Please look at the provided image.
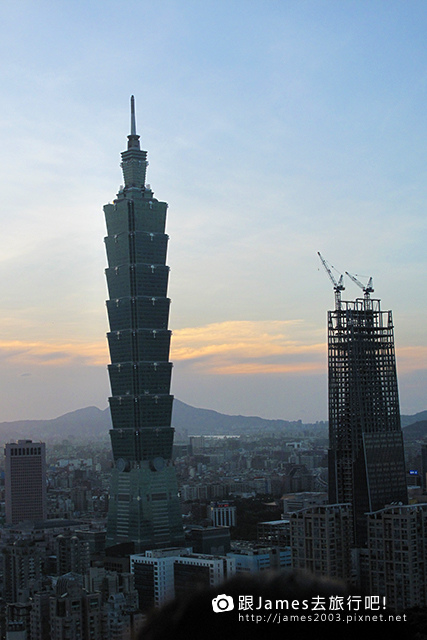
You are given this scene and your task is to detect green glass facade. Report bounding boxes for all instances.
[104,97,184,551]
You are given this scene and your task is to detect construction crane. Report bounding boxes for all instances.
[317,252,345,310]
[345,271,374,302]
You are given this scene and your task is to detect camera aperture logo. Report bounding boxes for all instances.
[212,594,234,613]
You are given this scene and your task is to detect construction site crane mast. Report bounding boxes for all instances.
[318,252,345,310]
[345,271,374,303]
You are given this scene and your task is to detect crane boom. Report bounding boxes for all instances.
[345,271,374,301]
[318,252,345,310]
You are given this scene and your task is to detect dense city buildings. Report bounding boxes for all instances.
[103,97,184,552]
[327,294,408,546]
[130,543,292,612]
[4,441,47,526]
[0,402,424,628]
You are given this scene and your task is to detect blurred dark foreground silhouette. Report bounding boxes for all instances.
[137,569,409,639]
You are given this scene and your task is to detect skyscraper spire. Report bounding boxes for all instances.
[127,94,140,150]
[130,95,137,135]
[120,96,146,189]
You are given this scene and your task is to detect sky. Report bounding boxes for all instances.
[0,0,426,423]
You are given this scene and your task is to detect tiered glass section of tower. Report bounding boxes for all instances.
[103,98,183,550]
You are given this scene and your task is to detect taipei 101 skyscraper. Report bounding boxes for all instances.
[103,97,184,552]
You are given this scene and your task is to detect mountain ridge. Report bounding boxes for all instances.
[0,401,425,443]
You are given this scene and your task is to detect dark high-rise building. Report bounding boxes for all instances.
[49,576,103,640]
[367,503,427,610]
[4,440,47,525]
[3,538,44,603]
[103,97,184,552]
[290,503,353,582]
[327,294,408,546]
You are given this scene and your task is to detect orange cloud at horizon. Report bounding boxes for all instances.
[0,339,108,367]
[0,321,326,375]
[171,320,326,375]
[0,323,424,381]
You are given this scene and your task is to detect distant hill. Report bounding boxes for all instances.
[171,400,321,437]
[401,411,427,427]
[0,400,324,444]
[402,420,427,441]
[0,401,424,444]
[0,406,111,444]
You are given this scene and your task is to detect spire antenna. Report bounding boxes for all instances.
[127,95,140,150]
[130,95,137,135]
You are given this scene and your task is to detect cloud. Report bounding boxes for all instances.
[0,339,107,368]
[0,326,423,384]
[171,321,427,379]
[0,322,326,377]
[170,320,326,376]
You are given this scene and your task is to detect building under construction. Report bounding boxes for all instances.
[319,255,408,547]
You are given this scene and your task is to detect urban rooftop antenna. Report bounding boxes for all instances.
[318,252,345,310]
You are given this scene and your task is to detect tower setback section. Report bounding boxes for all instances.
[104,97,184,552]
[327,296,408,547]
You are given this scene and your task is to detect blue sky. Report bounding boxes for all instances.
[0,0,426,422]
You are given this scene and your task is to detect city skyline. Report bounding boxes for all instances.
[0,1,427,422]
